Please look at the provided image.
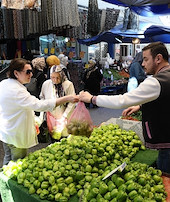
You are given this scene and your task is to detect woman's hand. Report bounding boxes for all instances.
[79,91,93,103]
[56,95,79,107]
[122,105,140,116]
[66,95,79,103]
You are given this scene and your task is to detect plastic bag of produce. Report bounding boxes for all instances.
[46,112,67,140]
[66,102,93,137]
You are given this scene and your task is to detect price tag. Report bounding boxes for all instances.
[50,48,55,54]
[80,51,85,58]
[102,162,126,180]
[44,48,48,54]
[69,51,74,58]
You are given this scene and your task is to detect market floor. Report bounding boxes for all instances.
[0,107,123,168]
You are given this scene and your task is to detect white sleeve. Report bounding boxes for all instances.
[96,76,161,109]
[16,88,56,112]
[39,82,45,100]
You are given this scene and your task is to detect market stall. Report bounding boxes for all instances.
[0,119,169,202]
[101,68,129,95]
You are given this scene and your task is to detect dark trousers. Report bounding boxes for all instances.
[157,149,170,174]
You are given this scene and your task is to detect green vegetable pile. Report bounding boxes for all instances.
[2,124,167,201]
[81,161,166,202]
[103,69,123,80]
[131,110,142,121]
[121,111,142,122]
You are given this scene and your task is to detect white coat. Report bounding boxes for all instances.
[0,78,56,148]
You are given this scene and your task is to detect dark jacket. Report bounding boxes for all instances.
[83,66,103,95]
[25,69,46,98]
[142,68,170,149]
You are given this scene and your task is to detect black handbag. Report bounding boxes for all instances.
[38,121,50,143]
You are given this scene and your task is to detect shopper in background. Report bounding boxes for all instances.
[117,56,123,71]
[40,65,76,140]
[80,42,170,174]
[22,49,34,61]
[129,51,146,85]
[25,57,47,99]
[58,53,70,80]
[0,58,79,165]
[82,59,103,108]
[46,55,60,79]
[122,55,133,73]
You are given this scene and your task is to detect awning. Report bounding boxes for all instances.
[102,0,170,16]
[144,25,170,43]
[78,22,151,45]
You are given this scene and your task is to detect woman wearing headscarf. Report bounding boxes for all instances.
[40,65,76,140]
[58,53,70,80]
[45,55,60,79]
[83,59,103,107]
[25,57,47,99]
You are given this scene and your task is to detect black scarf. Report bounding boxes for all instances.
[54,83,64,98]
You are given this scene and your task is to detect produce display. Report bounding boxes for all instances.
[102,69,128,88]
[2,124,167,201]
[81,162,166,202]
[121,111,142,122]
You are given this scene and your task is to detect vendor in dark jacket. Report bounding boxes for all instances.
[80,42,170,174]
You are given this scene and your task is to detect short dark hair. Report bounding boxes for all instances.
[142,42,169,62]
[7,58,31,79]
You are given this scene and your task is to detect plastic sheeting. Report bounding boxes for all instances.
[144,25,170,43]
[78,24,170,45]
[78,22,150,45]
[102,0,170,16]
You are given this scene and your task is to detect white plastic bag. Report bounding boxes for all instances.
[127,77,138,92]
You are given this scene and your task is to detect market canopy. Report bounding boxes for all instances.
[78,22,151,46]
[144,25,170,43]
[102,0,170,16]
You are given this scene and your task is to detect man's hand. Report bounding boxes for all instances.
[66,95,79,103]
[79,91,93,103]
[122,105,140,116]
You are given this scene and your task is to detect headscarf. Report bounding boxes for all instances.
[46,55,60,67]
[58,54,68,67]
[88,59,96,66]
[32,57,46,71]
[86,59,97,79]
[50,65,68,97]
[126,55,133,62]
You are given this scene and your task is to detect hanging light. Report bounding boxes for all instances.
[132,38,140,44]
[64,37,69,42]
[115,36,122,43]
[115,37,122,43]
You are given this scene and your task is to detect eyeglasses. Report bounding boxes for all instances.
[21,69,33,75]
